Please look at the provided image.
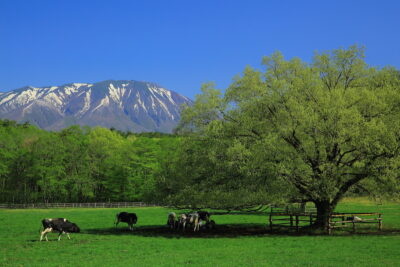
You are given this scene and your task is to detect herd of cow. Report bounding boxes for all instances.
[39,211,215,241]
[167,211,215,232]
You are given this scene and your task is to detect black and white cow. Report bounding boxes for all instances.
[197,211,211,223]
[167,212,178,229]
[178,213,188,230]
[179,213,200,232]
[188,213,200,232]
[40,218,80,241]
[115,212,138,230]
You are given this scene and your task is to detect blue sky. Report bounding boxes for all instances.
[1,0,399,99]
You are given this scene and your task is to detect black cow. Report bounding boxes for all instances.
[197,211,211,222]
[115,212,138,230]
[40,218,80,241]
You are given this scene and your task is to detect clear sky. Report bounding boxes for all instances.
[1,0,399,99]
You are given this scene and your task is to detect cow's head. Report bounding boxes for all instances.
[179,214,187,223]
[70,223,80,233]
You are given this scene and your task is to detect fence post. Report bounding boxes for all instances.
[327,216,331,235]
[378,213,382,231]
[269,212,273,231]
[295,215,299,232]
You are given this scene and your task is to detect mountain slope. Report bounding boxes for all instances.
[0,80,192,132]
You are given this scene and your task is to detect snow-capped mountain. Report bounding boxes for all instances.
[0,80,192,132]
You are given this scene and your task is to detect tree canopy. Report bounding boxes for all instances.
[161,46,400,226]
[0,121,180,203]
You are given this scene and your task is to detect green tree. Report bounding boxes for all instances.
[175,46,400,226]
[58,126,94,202]
[29,133,66,202]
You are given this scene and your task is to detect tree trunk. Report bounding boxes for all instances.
[313,200,334,229]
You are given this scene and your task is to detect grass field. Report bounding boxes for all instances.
[1,198,399,267]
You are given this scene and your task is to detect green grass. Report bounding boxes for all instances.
[1,199,399,266]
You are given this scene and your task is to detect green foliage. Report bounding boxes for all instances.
[166,46,400,221]
[0,120,180,203]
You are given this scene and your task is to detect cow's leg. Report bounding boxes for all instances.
[44,228,52,241]
[45,228,51,242]
[194,218,200,232]
[66,232,71,240]
[40,228,52,241]
[58,231,64,241]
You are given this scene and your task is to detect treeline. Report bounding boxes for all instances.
[0,120,180,203]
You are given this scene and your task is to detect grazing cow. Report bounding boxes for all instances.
[178,213,188,230]
[197,211,211,222]
[40,218,80,241]
[181,213,200,232]
[167,212,178,229]
[115,212,138,230]
[188,213,200,232]
[178,213,202,232]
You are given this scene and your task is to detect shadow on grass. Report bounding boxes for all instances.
[83,224,400,239]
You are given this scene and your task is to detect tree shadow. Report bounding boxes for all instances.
[83,224,400,239]
[211,211,270,217]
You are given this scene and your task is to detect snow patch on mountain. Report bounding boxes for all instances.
[77,89,92,117]
[92,95,110,112]
[0,93,17,105]
[0,80,192,132]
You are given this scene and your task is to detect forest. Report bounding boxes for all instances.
[0,119,180,203]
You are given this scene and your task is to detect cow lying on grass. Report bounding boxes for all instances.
[347,215,363,222]
[115,212,138,230]
[40,218,80,241]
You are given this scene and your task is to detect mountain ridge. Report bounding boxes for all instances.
[0,80,192,133]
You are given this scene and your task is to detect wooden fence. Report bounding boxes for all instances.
[268,204,317,231]
[327,212,382,234]
[268,207,383,234]
[0,202,158,209]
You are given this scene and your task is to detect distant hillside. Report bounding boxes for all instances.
[0,80,192,132]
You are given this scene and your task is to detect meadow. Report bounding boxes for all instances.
[1,198,399,267]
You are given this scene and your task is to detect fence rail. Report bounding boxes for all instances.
[327,212,382,234]
[0,202,159,209]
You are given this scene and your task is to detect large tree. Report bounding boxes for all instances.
[172,46,400,226]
